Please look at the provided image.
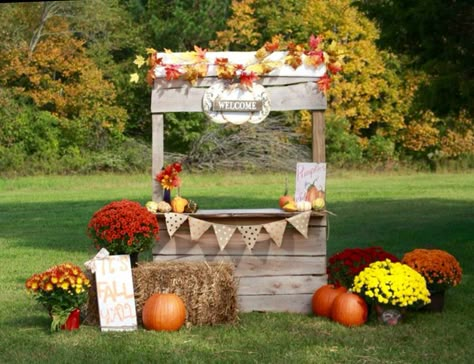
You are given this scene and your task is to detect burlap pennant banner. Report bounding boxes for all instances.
[286,211,311,238]
[165,213,189,237]
[163,212,312,248]
[213,223,237,251]
[188,216,212,241]
[263,219,287,248]
[238,225,262,250]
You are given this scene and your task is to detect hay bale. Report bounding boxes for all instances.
[84,261,238,327]
[134,261,239,326]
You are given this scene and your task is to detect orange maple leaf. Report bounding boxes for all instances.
[165,65,183,81]
[146,68,156,86]
[308,34,324,50]
[239,71,258,88]
[214,57,229,66]
[264,36,280,52]
[317,74,331,93]
[285,54,302,69]
[304,50,325,67]
[327,61,342,74]
[215,58,237,79]
[194,45,207,61]
[148,53,162,68]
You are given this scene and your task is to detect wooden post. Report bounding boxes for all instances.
[152,113,164,201]
[311,111,326,163]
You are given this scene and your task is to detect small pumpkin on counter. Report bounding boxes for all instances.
[184,199,199,213]
[171,195,188,213]
[312,197,325,211]
[282,200,297,212]
[156,201,172,213]
[278,177,294,208]
[296,200,312,212]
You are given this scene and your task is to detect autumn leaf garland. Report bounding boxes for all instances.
[130,34,343,92]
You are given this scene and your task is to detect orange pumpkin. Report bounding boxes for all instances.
[279,195,294,209]
[312,284,347,318]
[330,292,368,327]
[279,177,294,208]
[142,293,186,331]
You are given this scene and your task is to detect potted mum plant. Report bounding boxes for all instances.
[352,259,431,325]
[25,263,91,331]
[87,200,159,266]
[327,246,399,289]
[402,249,462,312]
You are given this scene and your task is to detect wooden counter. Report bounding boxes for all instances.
[153,208,328,313]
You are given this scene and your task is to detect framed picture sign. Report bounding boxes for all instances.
[295,162,326,203]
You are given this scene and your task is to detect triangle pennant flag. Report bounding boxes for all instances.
[286,211,311,238]
[212,223,236,251]
[188,216,212,241]
[238,225,262,250]
[263,219,287,247]
[165,213,189,237]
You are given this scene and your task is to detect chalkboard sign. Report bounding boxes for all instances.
[95,255,138,331]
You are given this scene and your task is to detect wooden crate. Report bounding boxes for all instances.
[153,208,327,314]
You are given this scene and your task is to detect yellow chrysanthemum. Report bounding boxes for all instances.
[352,259,431,307]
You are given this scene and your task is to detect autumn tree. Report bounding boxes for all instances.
[213,0,408,163]
[213,0,474,166]
[0,2,126,150]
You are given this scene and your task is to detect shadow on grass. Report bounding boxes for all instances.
[1,197,473,272]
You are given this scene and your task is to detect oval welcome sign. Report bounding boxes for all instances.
[202,81,271,124]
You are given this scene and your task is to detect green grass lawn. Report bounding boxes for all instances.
[1,172,473,363]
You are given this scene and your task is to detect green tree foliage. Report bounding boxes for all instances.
[127,0,231,50]
[354,0,474,118]
[124,0,233,147]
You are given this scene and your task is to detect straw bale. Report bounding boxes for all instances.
[84,261,238,327]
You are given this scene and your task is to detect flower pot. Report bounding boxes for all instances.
[423,290,445,312]
[130,252,139,268]
[374,304,404,325]
[61,308,81,330]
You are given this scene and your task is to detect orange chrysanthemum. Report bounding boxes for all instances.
[402,249,462,292]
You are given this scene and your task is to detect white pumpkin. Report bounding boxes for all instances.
[156,201,172,213]
[296,200,312,212]
[145,201,159,213]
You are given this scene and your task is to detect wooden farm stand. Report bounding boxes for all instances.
[150,53,328,313]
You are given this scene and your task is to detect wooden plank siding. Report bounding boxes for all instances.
[153,210,327,313]
[151,79,326,113]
